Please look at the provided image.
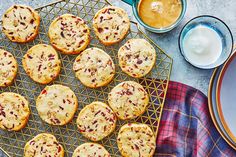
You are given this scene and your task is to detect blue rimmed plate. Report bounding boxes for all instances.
[216,51,236,144]
[208,65,236,149]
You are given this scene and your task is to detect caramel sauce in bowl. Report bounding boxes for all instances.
[138,0,182,28]
[132,0,186,33]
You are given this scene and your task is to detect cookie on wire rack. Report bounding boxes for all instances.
[22,44,61,84]
[36,84,78,126]
[2,5,40,43]
[48,14,90,54]
[117,123,156,157]
[72,142,110,157]
[0,49,18,87]
[93,6,130,45]
[73,47,115,88]
[108,81,149,120]
[0,92,30,131]
[76,101,117,141]
[118,38,156,78]
[24,133,64,157]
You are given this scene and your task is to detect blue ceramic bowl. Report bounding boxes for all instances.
[179,15,234,69]
[122,0,187,33]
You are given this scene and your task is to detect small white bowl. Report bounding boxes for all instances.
[179,15,234,69]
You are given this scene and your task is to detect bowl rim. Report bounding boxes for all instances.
[178,15,234,69]
[132,0,187,33]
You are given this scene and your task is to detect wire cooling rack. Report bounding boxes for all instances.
[0,0,173,156]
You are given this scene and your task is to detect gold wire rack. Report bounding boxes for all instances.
[0,0,173,156]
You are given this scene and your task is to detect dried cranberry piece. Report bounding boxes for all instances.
[104,126,107,131]
[60,32,65,38]
[48,54,55,61]
[3,52,7,56]
[79,40,85,45]
[0,111,6,117]
[48,54,54,58]
[38,64,42,71]
[92,120,97,125]
[137,59,143,64]
[30,19,34,24]
[67,99,72,104]
[58,146,61,153]
[97,28,103,33]
[20,22,26,26]
[48,57,55,61]
[41,89,47,94]
[91,78,96,82]
[26,7,33,13]
[125,54,131,59]
[29,140,35,145]
[59,106,64,110]
[95,110,101,116]
[27,54,33,59]
[108,8,115,11]
[54,118,60,124]
[107,8,115,14]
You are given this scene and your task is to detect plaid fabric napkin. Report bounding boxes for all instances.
[155,81,236,157]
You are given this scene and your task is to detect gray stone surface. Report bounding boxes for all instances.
[0,0,235,156]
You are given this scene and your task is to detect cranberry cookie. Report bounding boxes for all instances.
[2,5,40,43]
[0,49,18,87]
[117,123,156,157]
[73,47,115,88]
[48,14,90,54]
[76,101,116,141]
[22,44,61,84]
[36,84,78,125]
[72,143,110,157]
[118,39,156,78]
[24,133,64,157]
[93,6,130,45]
[0,92,30,131]
[108,81,149,120]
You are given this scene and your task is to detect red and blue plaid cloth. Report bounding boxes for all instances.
[155,81,236,157]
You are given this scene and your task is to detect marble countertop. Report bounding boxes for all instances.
[0,0,235,156]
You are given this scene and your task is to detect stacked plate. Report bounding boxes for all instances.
[208,47,236,149]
